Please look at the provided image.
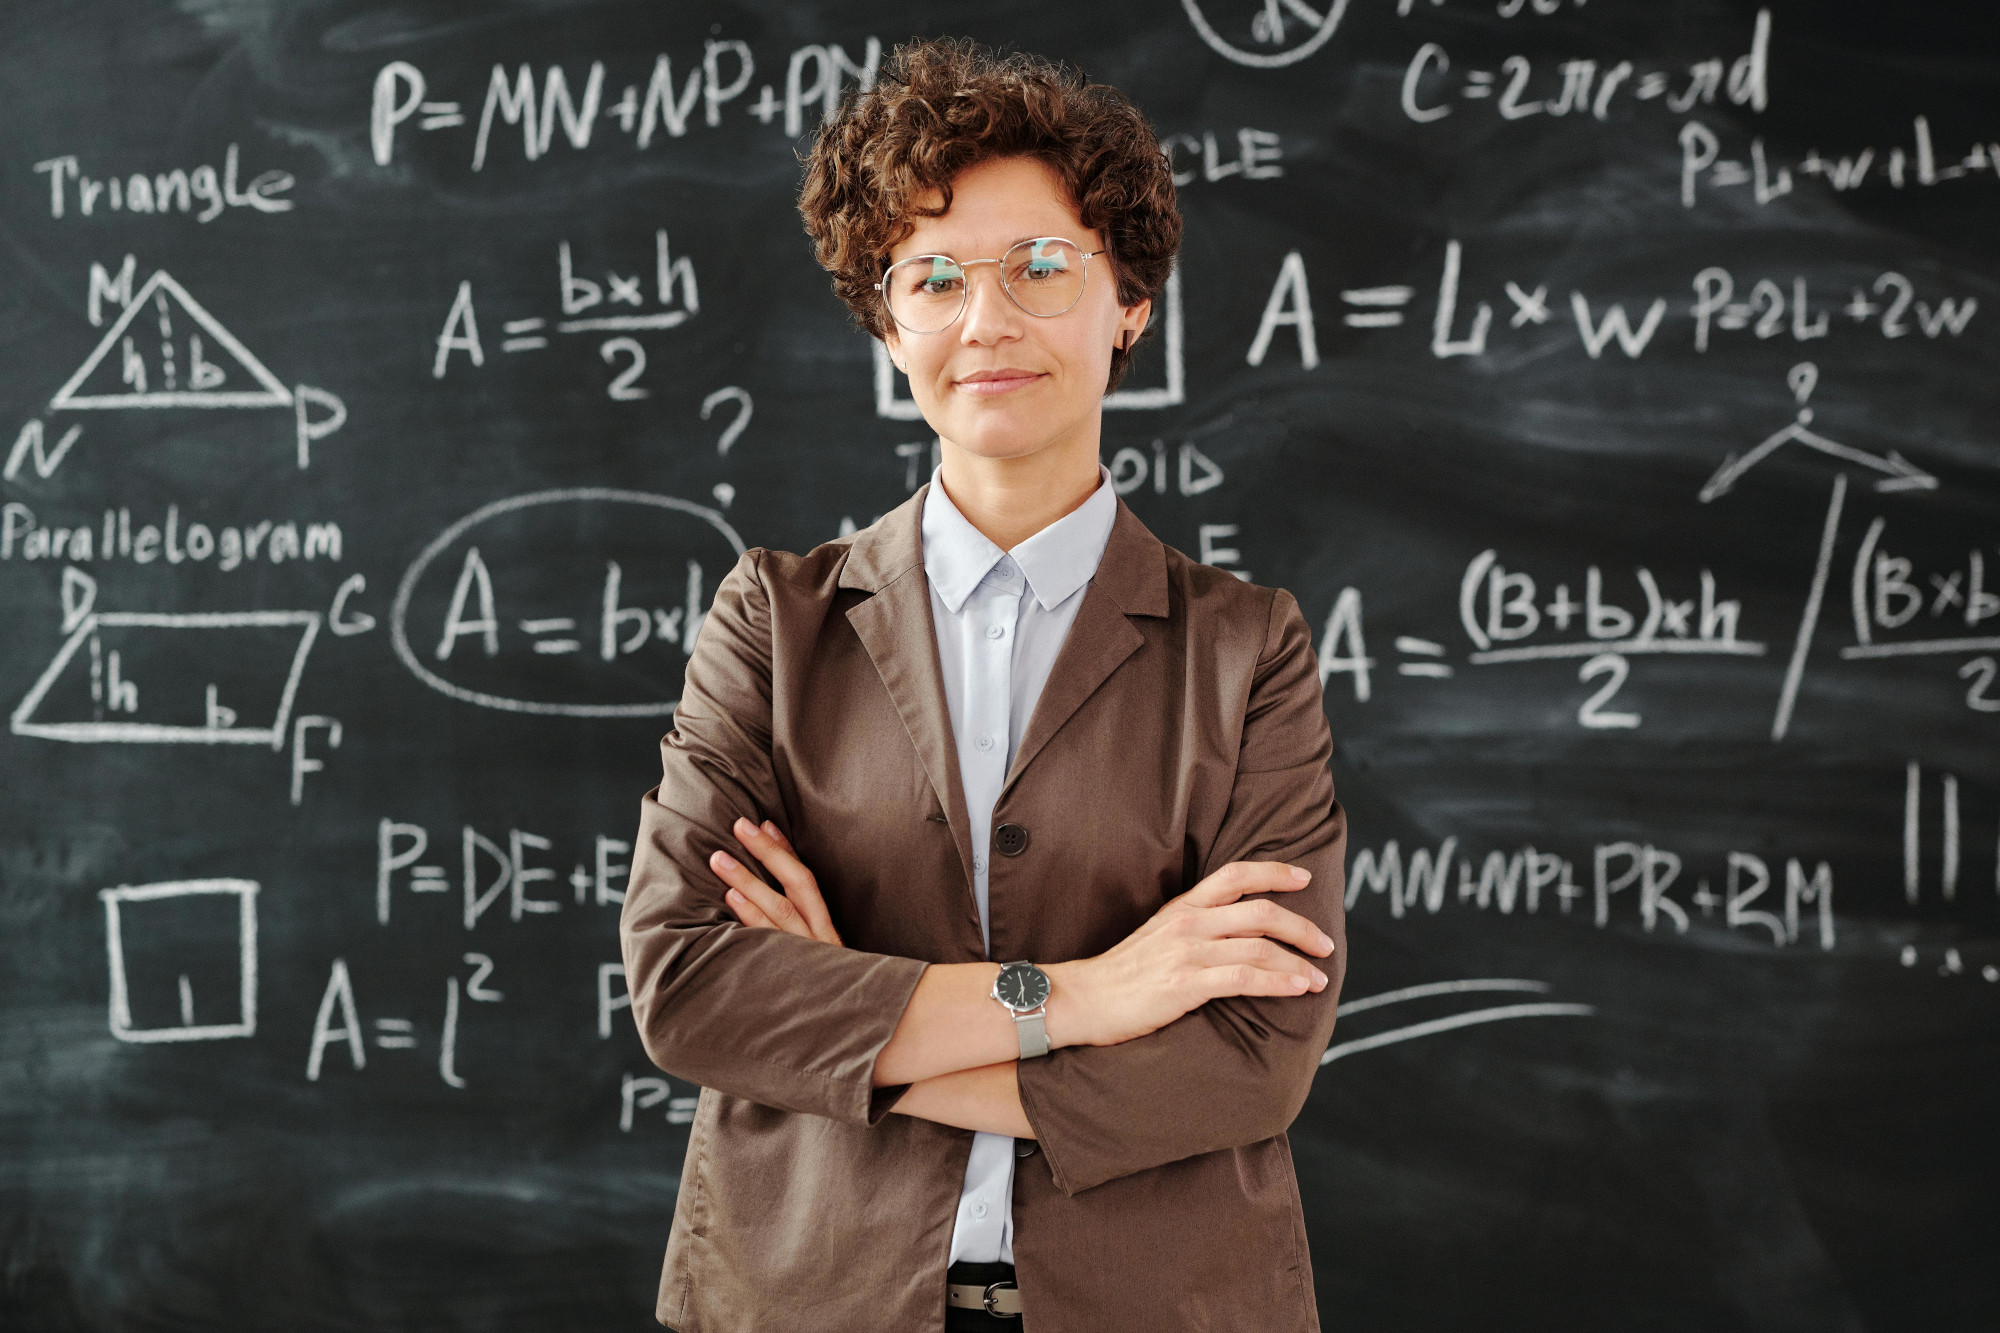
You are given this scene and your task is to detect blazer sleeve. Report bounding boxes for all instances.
[1014,586,1348,1196]
[619,547,931,1127]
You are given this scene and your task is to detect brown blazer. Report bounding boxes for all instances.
[619,482,1349,1332]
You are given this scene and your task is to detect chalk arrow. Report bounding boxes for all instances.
[1699,413,1938,502]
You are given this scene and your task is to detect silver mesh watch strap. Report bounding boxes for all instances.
[1013,1009,1049,1059]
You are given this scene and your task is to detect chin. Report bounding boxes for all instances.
[937,418,1054,462]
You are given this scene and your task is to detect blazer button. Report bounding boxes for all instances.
[1015,1139,1038,1159]
[993,823,1030,857]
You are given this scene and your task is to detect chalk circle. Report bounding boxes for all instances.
[390,488,746,717]
[1180,0,1351,69]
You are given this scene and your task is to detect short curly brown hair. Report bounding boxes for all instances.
[796,36,1182,393]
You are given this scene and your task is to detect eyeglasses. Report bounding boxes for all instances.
[874,236,1104,335]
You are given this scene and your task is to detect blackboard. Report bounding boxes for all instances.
[3,1,1996,1328]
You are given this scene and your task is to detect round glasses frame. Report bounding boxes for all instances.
[873,237,1106,335]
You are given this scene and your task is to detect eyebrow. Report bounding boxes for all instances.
[906,234,1076,257]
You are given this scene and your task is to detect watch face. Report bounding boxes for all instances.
[996,962,1050,1010]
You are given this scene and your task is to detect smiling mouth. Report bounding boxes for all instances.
[955,372,1045,395]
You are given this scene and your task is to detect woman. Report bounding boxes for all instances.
[619,37,1348,1333]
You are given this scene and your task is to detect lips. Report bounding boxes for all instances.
[954,370,1045,396]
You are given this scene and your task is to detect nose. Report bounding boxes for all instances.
[957,261,1022,346]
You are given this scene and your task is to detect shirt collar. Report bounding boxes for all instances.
[920,462,1118,614]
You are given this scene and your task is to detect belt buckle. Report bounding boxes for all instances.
[982,1279,1020,1318]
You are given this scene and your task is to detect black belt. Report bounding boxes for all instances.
[946,1258,1021,1319]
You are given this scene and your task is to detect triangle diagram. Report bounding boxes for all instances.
[50,270,293,411]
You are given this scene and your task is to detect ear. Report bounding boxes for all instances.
[880,328,904,371]
[1116,296,1153,352]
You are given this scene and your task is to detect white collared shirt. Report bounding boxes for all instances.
[919,461,1118,1266]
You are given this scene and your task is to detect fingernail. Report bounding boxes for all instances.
[762,820,779,837]
[712,850,740,871]
[1291,867,1310,883]
[1318,931,1335,953]
[734,817,757,837]
[725,888,742,903]
[1311,968,1327,987]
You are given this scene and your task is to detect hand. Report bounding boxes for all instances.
[1046,861,1335,1050]
[709,817,844,946]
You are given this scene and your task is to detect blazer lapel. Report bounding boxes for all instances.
[839,487,1172,884]
[841,488,978,895]
[999,497,1170,804]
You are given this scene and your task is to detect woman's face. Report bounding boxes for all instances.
[880,154,1151,466]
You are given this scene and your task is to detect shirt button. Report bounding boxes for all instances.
[971,1200,988,1219]
[1015,1140,1038,1159]
[985,624,1005,640]
[975,734,995,751]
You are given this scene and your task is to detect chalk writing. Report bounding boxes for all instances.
[1401,12,1769,125]
[370,39,883,170]
[99,879,259,1042]
[31,145,294,221]
[390,488,744,717]
[1179,0,1351,69]
[1319,978,1595,1066]
[432,230,698,399]
[375,816,630,929]
[1680,115,2000,206]
[1,505,343,568]
[1346,836,1836,949]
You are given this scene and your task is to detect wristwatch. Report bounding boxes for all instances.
[991,960,1052,1059]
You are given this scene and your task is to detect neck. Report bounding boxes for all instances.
[935,434,1103,551]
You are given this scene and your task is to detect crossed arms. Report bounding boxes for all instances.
[618,549,1348,1196]
[711,817,1335,1141]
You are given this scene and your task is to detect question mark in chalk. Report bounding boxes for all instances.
[700,386,753,509]
[1787,362,1818,424]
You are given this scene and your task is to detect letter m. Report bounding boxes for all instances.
[1346,842,1406,919]
[89,254,136,327]
[304,523,343,561]
[473,64,539,170]
[1785,859,1834,950]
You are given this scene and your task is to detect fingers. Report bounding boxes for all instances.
[1198,937,1329,992]
[709,849,809,937]
[721,878,779,930]
[1202,897,1337,959]
[1183,860,1312,908]
[731,818,815,898]
[730,817,841,945]
[1195,961,1329,999]
[710,818,845,947]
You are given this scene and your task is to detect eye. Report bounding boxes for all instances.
[900,257,963,297]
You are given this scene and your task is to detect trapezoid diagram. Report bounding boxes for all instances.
[11,611,321,746]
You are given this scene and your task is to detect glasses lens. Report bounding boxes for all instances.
[1003,238,1087,316]
[883,255,965,334]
